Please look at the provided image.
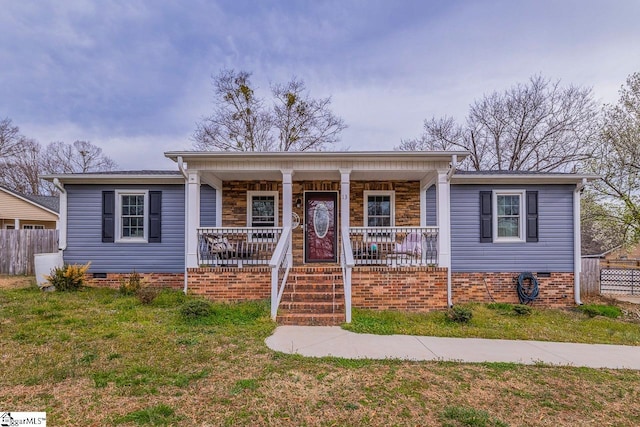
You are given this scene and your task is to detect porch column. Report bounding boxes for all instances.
[281,170,293,263]
[186,171,200,268]
[436,169,452,306]
[339,169,351,230]
[14,218,20,229]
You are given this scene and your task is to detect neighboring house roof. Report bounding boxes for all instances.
[0,185,59,215]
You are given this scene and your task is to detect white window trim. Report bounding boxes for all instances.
[363,190,395,241]
[363,190,395,227]
[492,190,526,243]
[247,191,279,242]
[115,190,149,243]
[22,224,46,230]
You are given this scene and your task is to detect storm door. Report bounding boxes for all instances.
[304,192,338,263]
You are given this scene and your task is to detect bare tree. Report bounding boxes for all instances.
[272,78,346,151]
[587,72,640,244]
[0,117,27,159]
[42,140,117,174]
[0,138,44,194]
[398,75,599,172]
[193,69,346,152]
[194,69,274,151]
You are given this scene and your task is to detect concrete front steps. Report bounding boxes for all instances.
[276,266,345,326]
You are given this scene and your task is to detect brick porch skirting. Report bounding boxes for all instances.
[187,267,271,302]
[451,272,575,308]
[84,272,184,290]
[351,266,449,311]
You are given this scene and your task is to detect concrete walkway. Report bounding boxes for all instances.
[265,326,640,370]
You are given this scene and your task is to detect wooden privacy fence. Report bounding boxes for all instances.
[0,229,59,275]
[580,258,601,296]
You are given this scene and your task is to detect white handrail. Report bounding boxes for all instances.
[269,226,292,320]
[341,227,354,323]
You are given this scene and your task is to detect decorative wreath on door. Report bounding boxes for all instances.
[292,212,301,229]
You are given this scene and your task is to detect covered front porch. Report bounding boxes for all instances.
[166,151,465,323]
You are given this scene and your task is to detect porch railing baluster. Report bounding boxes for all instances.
[348,226,439,267]
[197,227,283,267]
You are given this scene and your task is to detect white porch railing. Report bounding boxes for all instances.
[198,227,283,267]
[340,227,355,323]
[269,226,292,320]
[348,226,439,266]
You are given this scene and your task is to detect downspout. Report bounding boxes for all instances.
[573,178,587,305]
[52,178,67,251]
[447,155,458,181]
[178,157,189,294]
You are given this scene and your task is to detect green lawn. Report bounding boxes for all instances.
[343,302,640,345]
[1,281,640,426]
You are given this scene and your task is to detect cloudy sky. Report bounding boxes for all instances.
[1,0,639,170]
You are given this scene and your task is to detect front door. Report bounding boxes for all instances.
[304,192,338,263]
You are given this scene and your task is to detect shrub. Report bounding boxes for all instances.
[120,271,143,296]
[180,300,212,319]
[136,287,159,305]
[513,304,532,316]
[579,304,621,319]
[45,263,91,291]
[446,306,473,323]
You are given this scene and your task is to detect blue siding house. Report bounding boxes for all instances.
[43,151,596,324]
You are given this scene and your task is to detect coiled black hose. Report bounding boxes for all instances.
[517,272,539,304]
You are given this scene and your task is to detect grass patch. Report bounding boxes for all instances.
[344,304,640,345]
[113,404,182,425]
[440,406,508,427]
[2,280,640,426]
[578,304,622,319]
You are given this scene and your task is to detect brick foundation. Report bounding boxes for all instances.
[187,267,271,302]
[84,272,184,290]
[83,268,576,311]
[352,266,448,311]
[451,272,575,308]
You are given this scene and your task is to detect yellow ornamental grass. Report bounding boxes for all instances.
[45,262,91,291]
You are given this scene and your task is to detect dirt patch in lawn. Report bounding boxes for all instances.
[0,275,35,289]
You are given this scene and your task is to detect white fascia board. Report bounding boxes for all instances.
[40,174,184,185]
[164,150,470,164]
[450,174,600,185]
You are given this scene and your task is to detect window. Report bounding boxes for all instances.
[364,191,394,227]
[493,190,526,242]
[22,224,45,230]
[102,190,161,244]
[116,190,148,242]
[247,191,278,240]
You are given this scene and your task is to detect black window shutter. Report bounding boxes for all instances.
[526,191,539,242]
[102,191,115,243]
[479,191,493,243]
[148,191,162,243]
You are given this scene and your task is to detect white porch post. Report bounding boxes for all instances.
[340,170,351,230]
[281,170,293,264]
[436,169,453,307]
[14,218,20,229]
[186,171,200,268]
[340,169,352,323]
